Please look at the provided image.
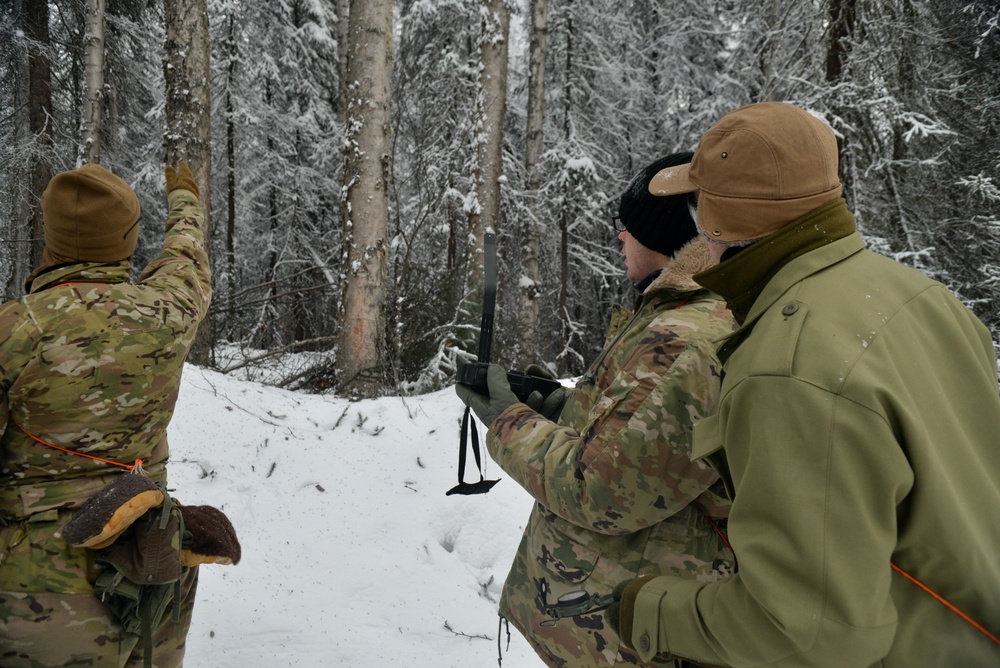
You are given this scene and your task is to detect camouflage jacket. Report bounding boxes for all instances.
[485,238,736,667]
[0,189,209,521]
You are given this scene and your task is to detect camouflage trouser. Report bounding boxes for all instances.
[0,509,199,667]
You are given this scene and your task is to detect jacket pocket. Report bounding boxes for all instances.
[529,510,600,585]
[640,503,732,582]
[579,370,643,472]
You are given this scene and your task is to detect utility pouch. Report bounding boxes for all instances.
[93,496,185,668]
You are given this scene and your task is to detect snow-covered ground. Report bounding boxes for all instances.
[168,365,545,667]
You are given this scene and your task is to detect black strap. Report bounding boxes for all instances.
[446,406,499,495]
[497,612,510,667]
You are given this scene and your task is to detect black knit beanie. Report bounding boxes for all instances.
[618,152,697,257]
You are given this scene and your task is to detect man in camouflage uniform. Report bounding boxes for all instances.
[0,161,210,667]
[457,153,735,667]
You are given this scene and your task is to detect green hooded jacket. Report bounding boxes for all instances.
[628,200,1000,667]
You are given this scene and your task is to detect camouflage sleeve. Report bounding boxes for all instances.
[136,188,211,321]
[487,339,722,535]
[0,301,32,455]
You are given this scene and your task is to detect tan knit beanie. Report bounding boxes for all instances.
[41,163,141,263]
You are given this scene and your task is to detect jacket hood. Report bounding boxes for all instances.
[644,236,715,295]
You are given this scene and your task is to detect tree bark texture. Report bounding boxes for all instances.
[80,0,107,165]
[826,0,856,82]
[225,13,237,308]
[336,0,350,127]
[164,0,213,364]
[519,0,548,363]
[470,0,510,258]
[557,1,573,374]
[26,0,53,273]
[336,0,393,396]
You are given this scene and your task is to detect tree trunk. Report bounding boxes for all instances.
[826,0,856,83]
[336,0,393,397]
[163,0,213,365]
[225,13,237,312]
[26,0,53,274]
[336,0,351,280]
[469,0,510,261]
[336,0,350,127]
[826,0,856,203]
[80,0,107,164]
[557,0,573,375]
[519,0,548,364]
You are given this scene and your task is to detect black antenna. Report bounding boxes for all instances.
[477,232,497,364]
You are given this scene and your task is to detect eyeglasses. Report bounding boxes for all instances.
[611,215,625,233]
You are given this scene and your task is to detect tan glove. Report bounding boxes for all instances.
[165,160,199,198]
[61,474,165,549]
[180,504,242,566]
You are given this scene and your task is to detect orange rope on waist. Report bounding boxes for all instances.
[9,415,142,472]
[891,562,1000,647]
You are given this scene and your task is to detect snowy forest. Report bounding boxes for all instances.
[2,0,998,397]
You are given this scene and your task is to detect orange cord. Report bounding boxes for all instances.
[891,562,1000,647]
[691,501,995,647]
[10,282,140,472]
[10,415,142,472]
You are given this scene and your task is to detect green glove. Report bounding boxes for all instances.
[165,160,199,198]
[605,574,655,648]
[525,386,568,421]
[523,363,568,421]
[524,363,556,381]
[455,363,519,427]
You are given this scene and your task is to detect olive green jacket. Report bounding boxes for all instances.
[629,202,1000,667]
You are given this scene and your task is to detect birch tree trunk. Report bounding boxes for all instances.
[336,0,393,396]
[26,0,53,274]
[80,0,107,164]
[469,0,510,268]
[164,0,213,364]
[224,13,237,308]
[519,0,548,363]
[336,0,350,127]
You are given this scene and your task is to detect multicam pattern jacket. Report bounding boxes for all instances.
[0,188,209,521]
[485,238,736,667]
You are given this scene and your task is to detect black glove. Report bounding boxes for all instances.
[165,160,199,198]
[605,574,655,648]
[455,363,519,427]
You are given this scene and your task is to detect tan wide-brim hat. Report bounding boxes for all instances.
[648,102,842,243]
[41,163,141,262]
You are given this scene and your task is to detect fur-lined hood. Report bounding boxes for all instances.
[642,236,715,295]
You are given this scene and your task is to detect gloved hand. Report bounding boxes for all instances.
[605,574,655,648]
[523,363,568,421]
[62,473,165,549]
[525,386,568,421]
[524,363,556,381]
[180,504,242,566]
[455,363,519,427]
[165,160,199,198]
